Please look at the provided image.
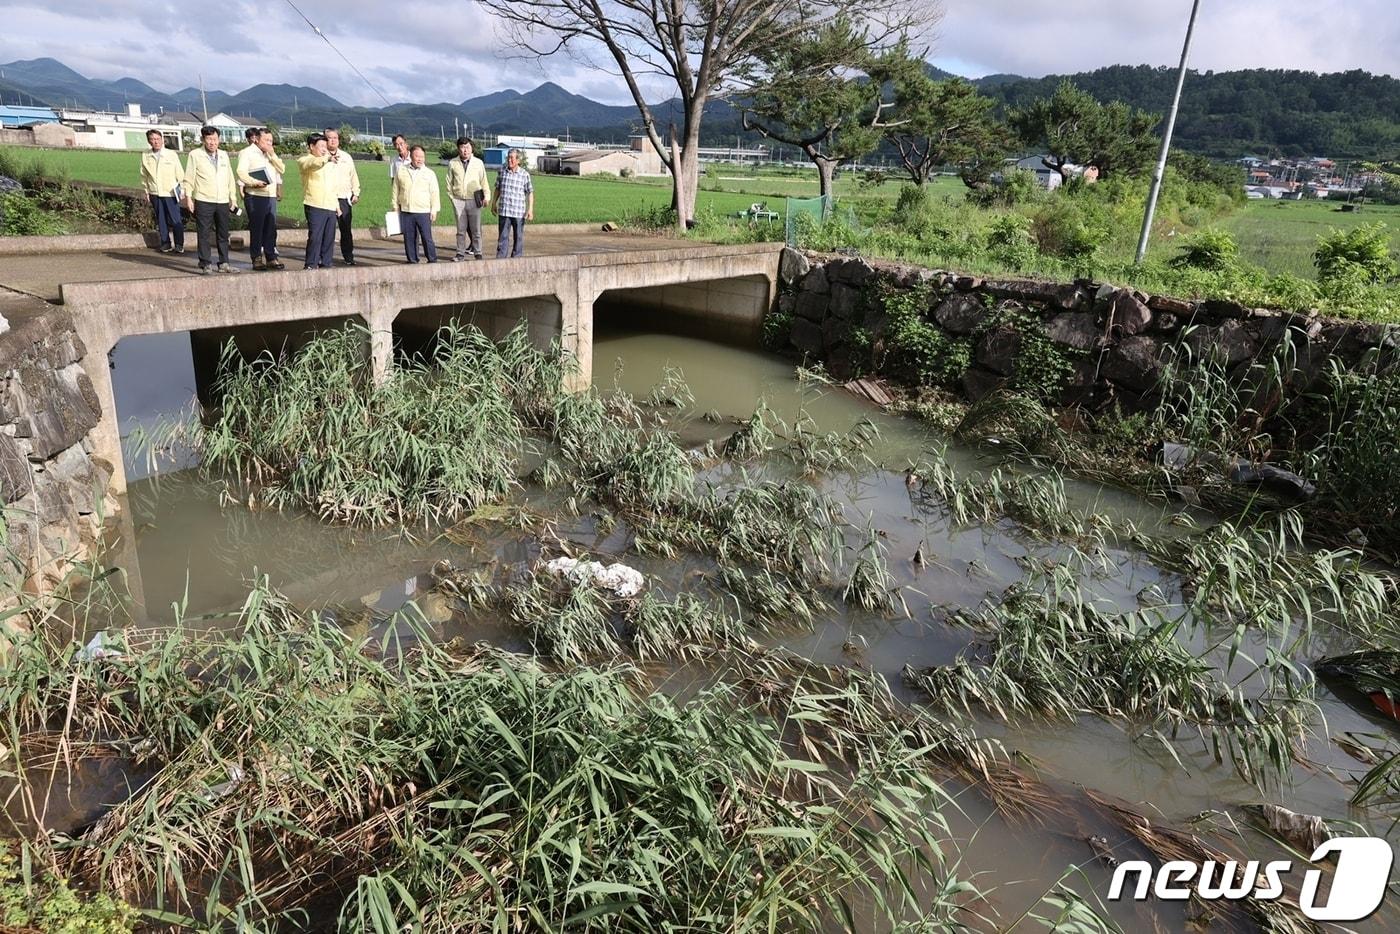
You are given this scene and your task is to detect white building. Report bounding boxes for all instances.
[494,134,560,150]
[59,104,262,151]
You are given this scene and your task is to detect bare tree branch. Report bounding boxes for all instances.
[475,0,941,219]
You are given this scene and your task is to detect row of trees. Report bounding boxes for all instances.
[742,39,1163,203]
[477,0,1161,222]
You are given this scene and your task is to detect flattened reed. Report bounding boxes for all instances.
[1,582,981,931]
[905,565,1317,790]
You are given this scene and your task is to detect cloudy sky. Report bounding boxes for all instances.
[0,0,1395,107]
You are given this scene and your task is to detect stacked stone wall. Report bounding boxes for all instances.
[1,307,113,605]
[773,248,1398,411]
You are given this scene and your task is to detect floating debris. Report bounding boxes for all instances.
[842,377,897,407]
[75,631,123,663]
[544,556,645,598]
[1245,803,1332,854]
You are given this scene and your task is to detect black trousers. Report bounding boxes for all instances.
[304,205,337,269]
[246,195,279,260]
[194,200,231,268]
[401,212,436,263]
[337,198,354,262]
[149,194,184,249]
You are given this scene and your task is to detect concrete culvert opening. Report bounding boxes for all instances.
[189,317,361,407]
[394,298,562,365]
[593,274,772,346]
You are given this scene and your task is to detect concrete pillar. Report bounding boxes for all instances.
[78,337,127,497]
[106,496,150,624]
[363,310,397,386]
[562,285,595,393]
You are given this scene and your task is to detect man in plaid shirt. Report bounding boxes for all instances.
[492,148,534,258]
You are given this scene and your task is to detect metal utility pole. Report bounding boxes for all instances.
[1134,0,1202,264]
[199,75,208,122]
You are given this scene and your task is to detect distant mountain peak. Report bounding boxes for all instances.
[2,57,86,79]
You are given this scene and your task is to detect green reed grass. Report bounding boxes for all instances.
[0,580,985,931]
[202,325,539,527]
[906,564,1317,789]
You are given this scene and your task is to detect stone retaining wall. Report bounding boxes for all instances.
[773,248,1399,411]
[1,305,113,605]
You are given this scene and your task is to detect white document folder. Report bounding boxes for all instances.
[383,211,402,237]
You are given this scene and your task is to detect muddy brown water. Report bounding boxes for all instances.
[49,325,1400,929]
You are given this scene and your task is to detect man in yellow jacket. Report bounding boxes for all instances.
[446,136,488,261]
[298,133,340,270]
[139,128,184,254]
[390,144,441,263]
[236,128,287,270]
[324,127,361,266]
[182,125,240,274]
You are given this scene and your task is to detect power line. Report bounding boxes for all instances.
[280,0,394,110]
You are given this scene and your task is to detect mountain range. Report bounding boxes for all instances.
[2,56,1398,157]
[0,57,719,143]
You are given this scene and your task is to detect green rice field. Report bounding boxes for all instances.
[0,145,884,227]
[1220,196,1400,276]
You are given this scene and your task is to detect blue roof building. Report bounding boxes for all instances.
[0,105,61,128]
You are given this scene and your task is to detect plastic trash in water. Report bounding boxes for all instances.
[545,556,645,598]
[75,631,124,663]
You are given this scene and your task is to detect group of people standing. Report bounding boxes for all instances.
[383,133,534,263]
[138,126,536,274]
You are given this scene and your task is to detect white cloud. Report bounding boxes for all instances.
[0,0,1393,109]
[928,0,1398,78]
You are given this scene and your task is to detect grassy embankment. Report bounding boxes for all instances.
[1221,196,1400,273]
[695,169,1400,322]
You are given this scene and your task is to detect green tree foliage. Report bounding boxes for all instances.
[741,22,916,199]
[1009,80,1160,181]
[1168,150,1246,205]
[882,74,1015,189]
[986,65,1400,160]
[1359,161,1400,205]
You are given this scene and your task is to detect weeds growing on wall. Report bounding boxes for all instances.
[977,305,1080,400]
[870,278,972,387]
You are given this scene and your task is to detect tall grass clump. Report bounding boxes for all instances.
[440,561,763,663]
[0,581,978,930]
[634,474,846,585]
[906,565,1317,789]
[539,388,694,514]
[1137,511,1399,642]
[202,324,543,526]
[1291,358,1400,542]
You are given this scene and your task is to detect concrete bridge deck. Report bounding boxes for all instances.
[0,228,697,303]
[1,229,784,497]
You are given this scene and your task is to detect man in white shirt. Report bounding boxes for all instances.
[236,128,287,270]
[388,133,410,180]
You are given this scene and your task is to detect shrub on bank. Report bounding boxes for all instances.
[0,191,66,235]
